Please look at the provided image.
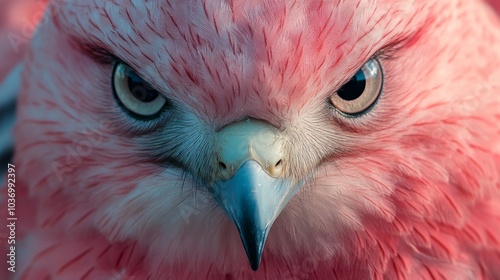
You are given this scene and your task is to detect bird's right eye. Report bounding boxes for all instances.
[112,62,167,119]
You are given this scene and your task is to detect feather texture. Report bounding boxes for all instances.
[1,0,500,279]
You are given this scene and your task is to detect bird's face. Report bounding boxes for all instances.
[16,0,495,273]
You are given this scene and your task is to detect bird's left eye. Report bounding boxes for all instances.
[112,62,167,118]
[330,59,383,115]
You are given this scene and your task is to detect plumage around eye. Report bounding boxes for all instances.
[112,62,167,118]
[330,59,383,115]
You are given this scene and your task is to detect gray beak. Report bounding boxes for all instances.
[212,160,296,270]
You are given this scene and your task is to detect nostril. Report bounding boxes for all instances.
[274,159,282,168]
[219,161,227,170]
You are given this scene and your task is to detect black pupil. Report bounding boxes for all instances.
[337,70,366,101]
[127,71,159,103]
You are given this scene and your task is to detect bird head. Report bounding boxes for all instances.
[14,0,500,274]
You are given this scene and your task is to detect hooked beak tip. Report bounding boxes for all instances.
[237,223,268,271]
[250,261,260,271]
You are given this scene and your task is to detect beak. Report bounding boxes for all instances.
[212,160,296,271]
[211,118,299,271]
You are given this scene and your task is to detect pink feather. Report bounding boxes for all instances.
[1,0,500,279]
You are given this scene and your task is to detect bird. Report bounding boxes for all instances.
[1,0,500,279]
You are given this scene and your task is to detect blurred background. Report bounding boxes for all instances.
[0,0,500,172]
[0,0,45,171]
